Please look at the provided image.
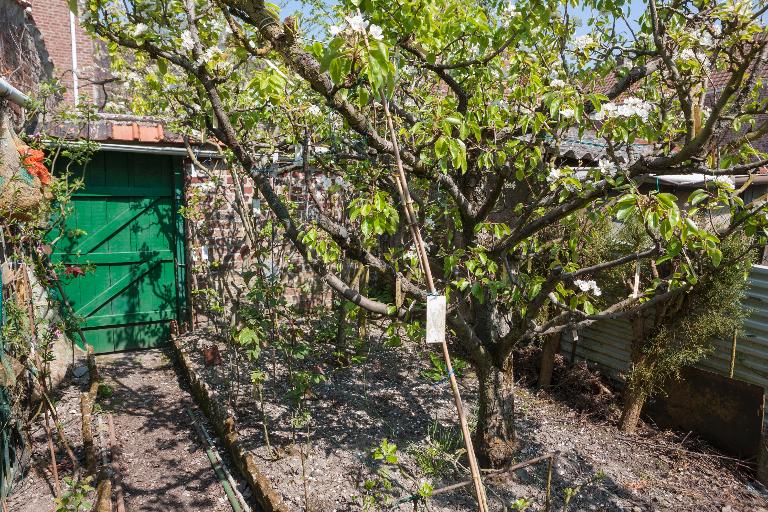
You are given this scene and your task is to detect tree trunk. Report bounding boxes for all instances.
[620,314,648,433]
[475,363,516,467]
[618,384,646,433]
[333,298,347,348]
[538,332,562,388]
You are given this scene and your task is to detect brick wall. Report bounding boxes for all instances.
[184,159,330,329]
[0,0,53,127]
[30,0,103,107]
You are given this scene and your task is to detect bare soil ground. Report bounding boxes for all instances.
[179,329,768,512]
[7,348,251,512]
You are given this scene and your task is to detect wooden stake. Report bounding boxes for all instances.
[545,453,556,512]
[81,393,97,475]
[730,329,737,379]
[382,98,489,512]
[107,414,126,512]
[44,408,61,497]
[95,416,112,512]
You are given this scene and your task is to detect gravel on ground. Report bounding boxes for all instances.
[178,329,768,512]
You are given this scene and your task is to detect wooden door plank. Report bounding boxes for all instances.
[83,309,176,328]
[67,197,161,255]
[75,256,161,318]
[51,250,172,265]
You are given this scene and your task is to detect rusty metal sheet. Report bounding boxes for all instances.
[645,367,765,459]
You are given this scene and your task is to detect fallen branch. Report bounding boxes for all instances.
[107,414,126,512]
[95,416,112,512]
[392,451,560,508]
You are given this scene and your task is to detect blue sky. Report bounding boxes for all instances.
[276,1,765,39]
[277,0,650,37]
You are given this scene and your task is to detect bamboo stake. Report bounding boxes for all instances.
[381,98,488,511]
[729,328,737,378]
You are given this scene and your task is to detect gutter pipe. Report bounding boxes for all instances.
[44,140,224,158]
[69,11,79,107]
[0,77,29,106]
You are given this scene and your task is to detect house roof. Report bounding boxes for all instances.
[45,114,182,144]
[547,128,654,164]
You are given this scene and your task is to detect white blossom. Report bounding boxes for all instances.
[560,108,576,119]
[192,181,216,192]
[424,218,436,229]
[180,30,195,51]
[329,25,343,37]
[547,167,562,183]
[677,48,706,63]
[345,14,368,33]
[307,105,322,116]
[707,175,734,189]
[197,46,220,66]
[598,159,618,177]
[600,97,652,121]
[318,176,333,190]
[133,23,148,37]
[574,279,602,296]
[572,35,594,51]
[503,2,519,17]
[369,24,384,40]
[334,176,351,190]
[550,78,567,88]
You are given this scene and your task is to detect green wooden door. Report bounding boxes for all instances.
[50,151,187,353]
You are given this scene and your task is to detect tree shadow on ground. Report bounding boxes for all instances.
[181,331,644,511]
[96,349,253,512]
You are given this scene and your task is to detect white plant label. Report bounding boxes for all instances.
[426,294,446,344]
[200,245,209,261]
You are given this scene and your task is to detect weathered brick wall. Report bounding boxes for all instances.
[0,0,54,127]
[30,0,105,107]
[184,159,331,328]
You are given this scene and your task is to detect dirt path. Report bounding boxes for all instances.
[7,348,251,512]
[97,349,241,512]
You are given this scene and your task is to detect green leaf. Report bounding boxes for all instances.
[688,189,709,206]
[708,247,723,267]
[656,192,677,208]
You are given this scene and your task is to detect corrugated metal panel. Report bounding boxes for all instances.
[564,265,768,392]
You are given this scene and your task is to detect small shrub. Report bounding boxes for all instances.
[408,421,463,478]
[96,383,113,400]
[55,476,94,512]
[421,353,467,382]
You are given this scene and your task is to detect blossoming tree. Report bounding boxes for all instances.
[81,0,768,465]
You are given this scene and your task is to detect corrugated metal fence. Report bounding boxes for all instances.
[562,264,768,391]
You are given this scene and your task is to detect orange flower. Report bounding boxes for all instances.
[18,145,52,186]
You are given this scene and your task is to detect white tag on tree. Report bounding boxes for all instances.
[426,295,446,344]
[200,246,209,261]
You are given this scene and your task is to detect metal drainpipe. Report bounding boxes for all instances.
[0,77,29,106]
[69,11,79,107]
